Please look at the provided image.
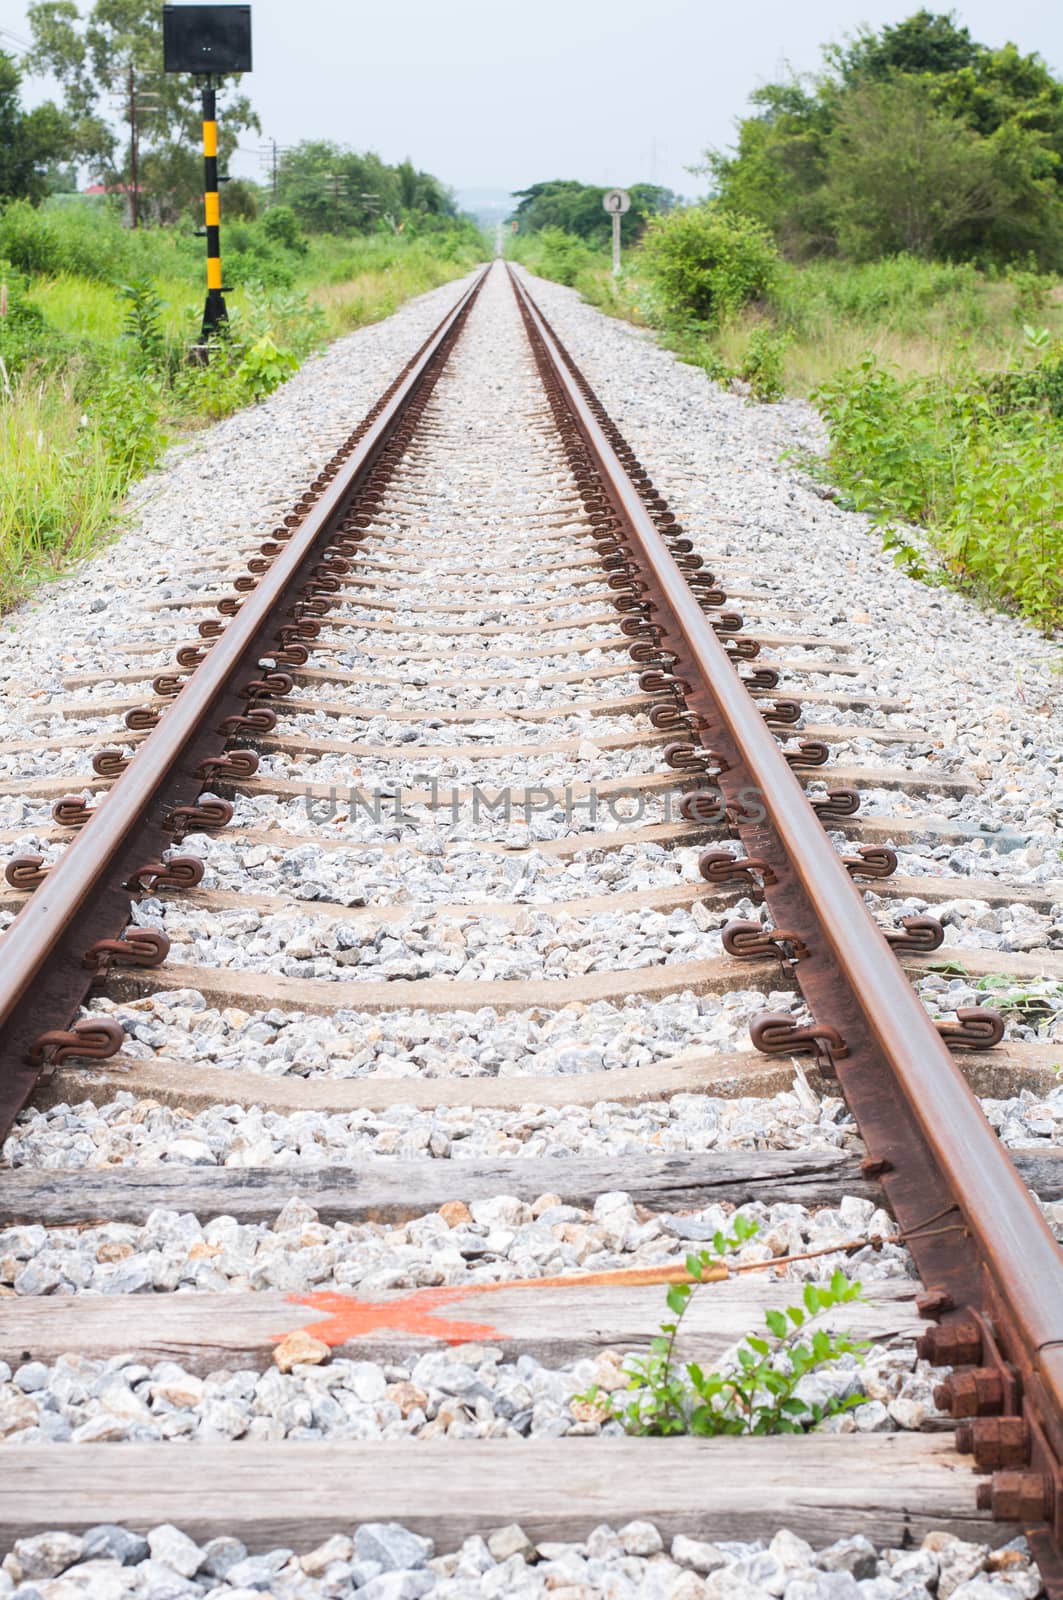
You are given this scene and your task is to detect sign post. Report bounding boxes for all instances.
[603,188,631,277]
[163,5,252,344]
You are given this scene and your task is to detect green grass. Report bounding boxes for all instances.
[0,367,134,601]
[0,203,484,613]
[511,236,1063,392]
[303,236,486,337]
[29,234,481,346]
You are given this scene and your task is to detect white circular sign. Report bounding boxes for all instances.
[603,188,631,215]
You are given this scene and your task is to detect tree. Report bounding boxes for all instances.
[701,79,834,257]
[0,49,70,203]
[510,180,675,246]
[276,142,401,234]
[27,0,259,221]
[271,143,464,236]
[830,9,979,83]
[823,78,997,258]
[702,10,1063,266]
[394,159,455,218]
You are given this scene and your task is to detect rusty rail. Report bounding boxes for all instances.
[1,251,1061,1576]
[508,263,1063,1584]
[0,267,487,1120]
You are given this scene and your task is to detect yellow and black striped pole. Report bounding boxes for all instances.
[200,77,227,339]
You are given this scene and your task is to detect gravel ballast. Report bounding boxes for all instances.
[0,1520,1041,1598]
[0,264,1060,1586]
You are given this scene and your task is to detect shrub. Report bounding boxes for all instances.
[225,249,296,290]
[0,199,118,281]
[261,205,308,255]
[739,326,788,401]
[771,255,981,335]
[526,227,601,288]
[0,291,68,382]
[639,205,779,324]
[984,342,1063,420]
[117,277,168,374]
[811,355,1063,630]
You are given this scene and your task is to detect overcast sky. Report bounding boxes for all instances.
[4,0,1063,197]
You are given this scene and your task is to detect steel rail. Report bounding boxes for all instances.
[0,267,487,1112]
[509,263,1063,1570]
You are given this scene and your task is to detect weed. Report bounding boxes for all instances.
[738,326,788,402]
[236,333,299,401]
[0,369,130,608]
[118,277,168,375]
[1008,264,1055,323]
[0,201,482,613]
[810,357,1063,630]
[880,527,932,582]
[575,1217,867,1437]
[974,975,1063,1027]
[509,219,1063,628]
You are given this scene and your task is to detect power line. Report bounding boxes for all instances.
[0,25,33,57]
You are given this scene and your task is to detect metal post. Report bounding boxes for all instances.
[603,189,630,277]
[200,76,227,340]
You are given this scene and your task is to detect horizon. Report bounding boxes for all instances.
[3,0,1062,200]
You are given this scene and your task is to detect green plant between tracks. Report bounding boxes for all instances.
[574,1217,868,1437]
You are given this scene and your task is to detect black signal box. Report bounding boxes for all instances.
[163,5,252,73]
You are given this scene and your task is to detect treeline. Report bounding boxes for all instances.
[4,0,465,238]
[707,8,1063,266]
[511,180,678,246]
[267,144,458,237]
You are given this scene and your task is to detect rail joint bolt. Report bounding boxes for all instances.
[976,1470,1049,1522]
[933,1368,1004,1418]
[915,1320,983,1367]
[956,1417,1030,1471]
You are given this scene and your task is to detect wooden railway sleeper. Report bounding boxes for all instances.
[510,267,1063,1587]
[0,266,487,1114]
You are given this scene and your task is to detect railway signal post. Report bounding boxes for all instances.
[162,4,252,343]
[603,187,630,276]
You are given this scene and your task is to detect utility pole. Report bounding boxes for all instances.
[321,173,348,231]
[115,65,158,228]
[128,63,139,229]
[258,140,290,208]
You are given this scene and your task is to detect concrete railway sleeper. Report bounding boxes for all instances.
[0,262,1061,1593]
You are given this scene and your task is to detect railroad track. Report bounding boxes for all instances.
[0,260,1062,1591]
